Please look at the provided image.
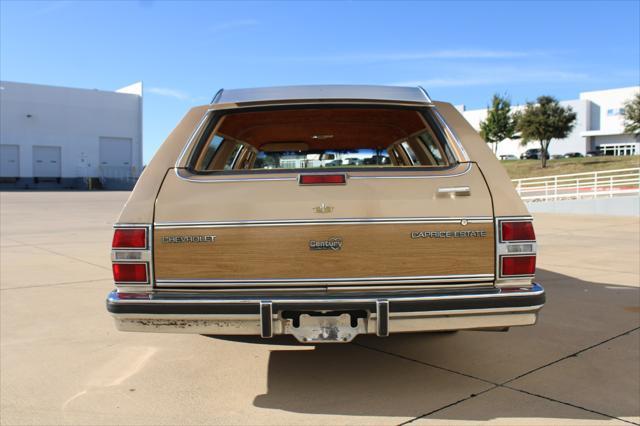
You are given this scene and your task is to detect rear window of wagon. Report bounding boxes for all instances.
[189,106,459,173]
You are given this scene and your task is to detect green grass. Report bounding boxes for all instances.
[501,155,640,179]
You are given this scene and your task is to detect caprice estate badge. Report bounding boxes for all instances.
[410,230,488,239]
[309,237,343,251]
[161,235,216,244]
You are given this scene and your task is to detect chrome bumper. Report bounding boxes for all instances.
[107,283,545,341]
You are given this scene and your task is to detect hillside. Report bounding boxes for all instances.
[501,156,640,179]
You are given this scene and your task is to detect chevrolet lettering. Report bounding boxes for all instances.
[107,85,544,343]
[161,235,216,244]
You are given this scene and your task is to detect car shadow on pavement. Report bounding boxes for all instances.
[245,268,640,421]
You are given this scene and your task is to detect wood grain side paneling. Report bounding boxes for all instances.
[154,222,494,281]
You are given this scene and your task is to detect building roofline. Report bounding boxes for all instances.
[0,80,142,97]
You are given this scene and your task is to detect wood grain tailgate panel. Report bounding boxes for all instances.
[154,223,494,281]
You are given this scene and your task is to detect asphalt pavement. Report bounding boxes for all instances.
[1,191,638,425]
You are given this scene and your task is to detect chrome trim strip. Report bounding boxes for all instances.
[173,160,473,183]
[110,305,544,321]
[431,108,470,162]
[175,169,297,183]
[154,215,493,229]
[155,274,495,288]
[349,163,472,180]
[108,283,544,305]
[152,283,491,294]
[387,304,544,318]
[175,111,212,169]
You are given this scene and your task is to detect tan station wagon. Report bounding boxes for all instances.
[106,85,544,343]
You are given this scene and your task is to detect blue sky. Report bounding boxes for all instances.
[1,1,639,162]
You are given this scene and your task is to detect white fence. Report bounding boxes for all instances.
[512,168,640,202]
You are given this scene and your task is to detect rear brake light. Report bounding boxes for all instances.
[299,174,346,185]
[112,263,148,283]
[112,228,147,249]
[501,255,536,276]
[501,221,535,241]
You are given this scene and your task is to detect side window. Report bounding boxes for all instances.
[200,135,224,170]
[224,143,244,170]
[400,141,419,165]
[418,133,445,164]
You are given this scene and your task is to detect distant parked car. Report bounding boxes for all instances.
[499,154,518,161]
[586,150,602,157]
[520,148,549,160]
[563,152,583,158]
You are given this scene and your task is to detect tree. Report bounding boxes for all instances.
[623,92,640,140]
[479,94,518,154]
[516,95,577,168]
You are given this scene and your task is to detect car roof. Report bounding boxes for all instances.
[213,85,432,106]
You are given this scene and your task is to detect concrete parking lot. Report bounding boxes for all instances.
[1,191,638,425]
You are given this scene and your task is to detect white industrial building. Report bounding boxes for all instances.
[0,80,143,189]
[458,86,640,158]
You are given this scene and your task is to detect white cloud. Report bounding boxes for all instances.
[209,19,258,33]
[391,68,589,88]
[147,87,190,100]
[32,0,74,16]
[282,49,538,63]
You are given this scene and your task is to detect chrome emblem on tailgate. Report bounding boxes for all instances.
[313,203,334,214]
[309,237,343,251]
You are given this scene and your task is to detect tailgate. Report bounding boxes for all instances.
[152,164,495,290]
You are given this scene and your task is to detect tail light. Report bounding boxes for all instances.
[112,228,147,249]
[501,255,536,276]
[299,174,347,185]
[111,225,152,288]
[112,263,148,283]
[496,218,537,284]
[501,221,535,241]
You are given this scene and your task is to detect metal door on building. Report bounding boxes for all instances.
[33,146,61,178]
[0,145,20,177]
[99,137,132,178]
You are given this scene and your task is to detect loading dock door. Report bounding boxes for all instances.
[33,146,62,177]
[99,137,132,177]
[0,145,19,177]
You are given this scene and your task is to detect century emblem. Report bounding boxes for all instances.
[309,237,343,251]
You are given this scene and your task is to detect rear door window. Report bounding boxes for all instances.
[190,107,457,172]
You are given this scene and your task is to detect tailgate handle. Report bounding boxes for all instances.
[437,186,470,196]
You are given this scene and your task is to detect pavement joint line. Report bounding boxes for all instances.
[1,278,112,292]
[397,386,499,425]
[355,327,640,425]
[502,385,640,426]
[8,240,111,272]
[352,342,498,386]
[500,326,640,386]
